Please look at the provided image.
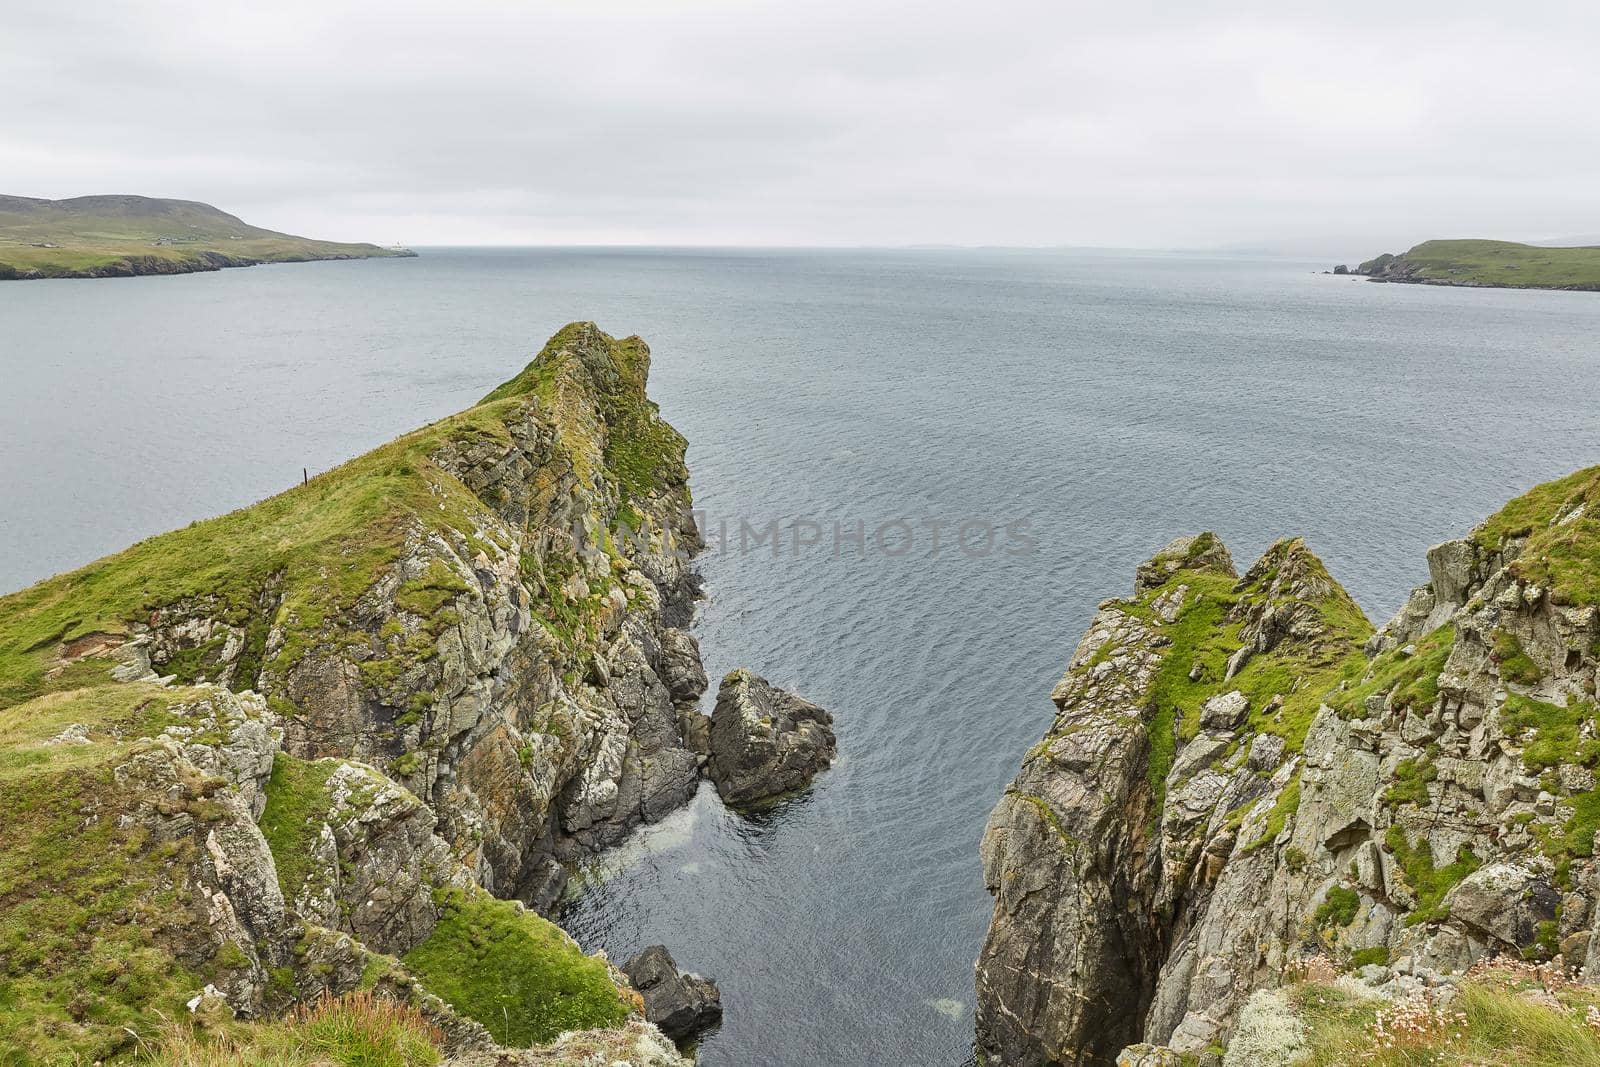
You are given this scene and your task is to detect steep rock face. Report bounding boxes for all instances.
[0,681,683,1061]
[1,323,706,907]
[0,324,707,1061]
[977,466,1600,1066]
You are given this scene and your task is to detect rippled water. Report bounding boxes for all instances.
[4,249,1599,1065]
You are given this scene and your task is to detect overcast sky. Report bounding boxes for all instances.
[7,0,1599,251]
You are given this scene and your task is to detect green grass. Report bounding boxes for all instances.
[1472,466,1600,605]
[1139,570,1237,805]
[1347,946,1390,969]
[1492,629,1544,685]
[1384,756,1438,808]
[258,753,338,902]
[1475,466,1600,549]
[0,323,688,713]
[1377,239,1600,291]
[1328,624,1455,720]
[1502,694,1600,773]
[1290,969,1600,1067]
[0,193,410,280]
[1148,537,1372,748]
[0,686,236,1063]
[400,888,630,1047]
[1246,773,1302,851]
[1384,825,1481,926]
[139,990,442,1066]
[1529,786,1600,888]
[1314,885,1361,929]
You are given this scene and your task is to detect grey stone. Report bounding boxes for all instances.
[707,669,836,807]
[1200,690,1249,731]
[1445,863,1560,951]
[622,945,723,1041]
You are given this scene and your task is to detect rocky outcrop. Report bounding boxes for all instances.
[623,944,724,1041]
[1,680,692,1062]
[0,324,713,1063]
[5,323,708,907]
[707,669,837,807]
[978,465,1600,1066]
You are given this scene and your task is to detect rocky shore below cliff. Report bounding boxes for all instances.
[977,466,1600,1065]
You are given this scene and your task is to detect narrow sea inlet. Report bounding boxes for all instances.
[4,248,1599,1064]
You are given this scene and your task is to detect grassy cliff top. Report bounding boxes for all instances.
[0,194,412,278]
[1473,465,1600,605]
[1359,239,1600,290]
[0,322,685,709]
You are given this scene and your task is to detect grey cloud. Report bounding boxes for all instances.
[5,0,1598,250]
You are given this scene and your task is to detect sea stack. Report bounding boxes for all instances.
[707,669,837,808]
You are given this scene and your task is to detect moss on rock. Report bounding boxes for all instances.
[401,887,630,1047]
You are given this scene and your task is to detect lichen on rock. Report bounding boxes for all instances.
[0,324,707,1063]
[977,464,1600,1067]
[706,668,837,808]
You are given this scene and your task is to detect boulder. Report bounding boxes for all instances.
[622,945,723,1041]
[1200,690,1250,731]
[1117,1043,1184,1066]
[658,628,709,703]
[707,669,836,807]
[1445,863,1560,951]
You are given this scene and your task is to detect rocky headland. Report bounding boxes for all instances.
[1338,239,1600,292]
[977,466,1600,1065]
[0,323,722,1062]
[0,194,414,280]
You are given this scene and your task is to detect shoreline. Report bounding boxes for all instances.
[0,247,417,281]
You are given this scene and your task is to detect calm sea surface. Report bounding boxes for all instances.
[3,249,1599,1064]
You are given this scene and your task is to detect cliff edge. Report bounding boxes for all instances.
[977,466,1600,1065]
[0,323,705,1062]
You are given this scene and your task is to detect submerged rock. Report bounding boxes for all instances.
[622,944,723,1041]
[706,669,837,807]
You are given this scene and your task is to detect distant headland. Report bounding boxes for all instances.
[0,194,415,279]
[1333,238,1600,292]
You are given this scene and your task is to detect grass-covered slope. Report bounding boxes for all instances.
[0,325,692,1064]
[0,682,636,1062]
[1356,239,1600,291]
[0,194,413,279]
[1242,961,1600,1067]
[0,686,204,1057]
[401,888,632,1047]
[0,321,683,710]
[1479,464,1600,606]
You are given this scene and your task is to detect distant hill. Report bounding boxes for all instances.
[1347,239,1600,291]
[0,194,414,279]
